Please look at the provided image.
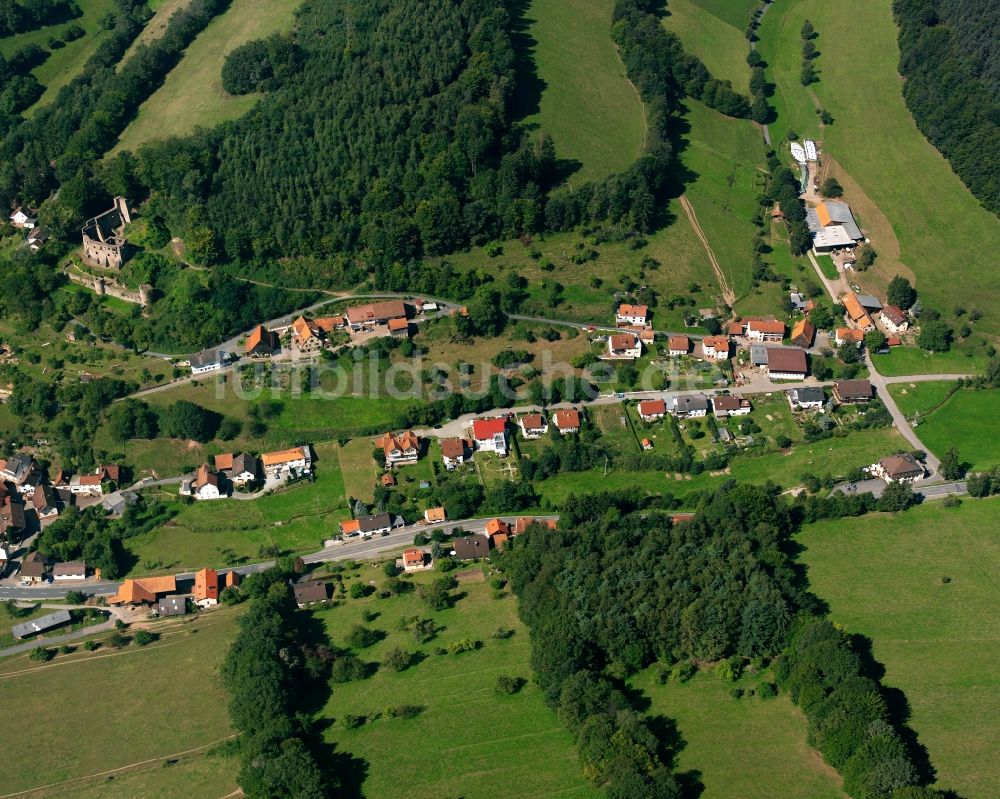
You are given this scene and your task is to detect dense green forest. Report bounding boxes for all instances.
[894,0,1000,214]
[500,486,951,798]
[0,0,80,36]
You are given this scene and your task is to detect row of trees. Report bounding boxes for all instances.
[0,0,80,36]
[894,0,1000,215]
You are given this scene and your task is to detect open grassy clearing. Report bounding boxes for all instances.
[663,0,750,89]
[758,0,1000,336]
[518,0,646,184]
[797,498,1000,799]
[533,425,906,506]
[887,380,958,419]
[630,668,845,798]
[0,0,115,113]
[871,345,987,377]
[0,607,240,796]
[910,389,1000,471]
[113,0,300,153]
[438,209,719,331]
[678,100,767,303]
[338,437,379,504]
[126,442,349,573]
[312,571,600,799]
[119,0,193,62]
[684,0,759,30]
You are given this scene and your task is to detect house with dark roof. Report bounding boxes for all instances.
[441,438,467,470]
[764,347,808,380]
[452,534,490,561]
[834,379,872,404]
[712,395,751,417]
[871,453,924,483]
[18,551,49,583]
[292,579,329,607]
[519,413,548,438]
[189,349,227,375]
[12,610,72,640]
[669,394,710,418]
[32,484,60,521]
[358,513,393,536]
[52,561,87,581]
[879,306,909,333]
[787,387,825,410]
[157,596,188,617]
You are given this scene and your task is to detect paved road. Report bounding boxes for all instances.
[917,480,967,499]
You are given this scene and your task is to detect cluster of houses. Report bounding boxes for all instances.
[786,378,873,410]
[108,566,241,612]
[840,290,910,345]
[0,456,129,576]
[447,516,557,562]
[8,206,48,252]
[180,445,312,500]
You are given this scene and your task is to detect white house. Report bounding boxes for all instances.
[472,418,507,456]
[441,438,467,470]
[870,453,924,483]
[669,395,709,418]
[52,562,87,582]
[701,336,730,361]
[637,399,666,421]
[616,303,648,327]
[9,207,36,229]
[378,430,420,466]
[553,409,581,434]
[879,306,909,334]
[519,413,548,439]
[787,387,825,410]
[607,333,642,359]
[182,465,223,500]
[712,395,751,417]
[746,319,785,342]
[69,474,104,496]
[189,349,226,375]
[261,446,311,479]
[668,336,690,356]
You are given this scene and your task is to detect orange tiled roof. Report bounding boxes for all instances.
[403,548,424,567]
[842,293,867,322]
[747,319,785,335]
[485,518,511,536]
[815,202,832,227]
[340,519,360,534]
[387,318,409,331]
[314,316,342,332]
[261,447,307,467]
[668,335,690,350]
[638,399,666,416]
[837,327,864,342]
[109,575,177,605]
[703,335,730,351]
[617,303,648,318]
[193,567,219,602]
[214,453,234,471]
[553,409,581,430]
[609,333,638,351]
[425,506,446,523]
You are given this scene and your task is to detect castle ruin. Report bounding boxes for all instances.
[81,196,134,270]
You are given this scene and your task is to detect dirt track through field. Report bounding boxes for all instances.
[678,194,736,306]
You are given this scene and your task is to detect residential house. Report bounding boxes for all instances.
[52,561,86,581]
[871,453,924,483]
[98,464,122,484]
[452,534,490,561]
[787,387,825,410]
[379,431,420,466]
[101,490,138,517]
[0,496,27,540]
[388,318,410,338]
[1,454,38,495]
[261,446,311,479]
[607,333,642,359]
[472,418,507,457]
[27,227,48,252]
[69,473,104,497]
[749,344,769,368]
[0,546,8,575]
[245,325,278,357]
[31,485,59,522]
[292,580,329,608]
[357,513,393,536]
[713,395,751,417]
[639,328,655,347]
[184,465,223,500]
[225,570,241,589]
[727,320,745,336]
[12,610,72,640]
[189,349,227,375]
[441,438,468,470]
[314,316,345,333]
[701,335,731,361]
[670,395,710,418]
[553,409,581,434]
[512,517,557,535]
[842,293,876,332]
[764,347,808,380]
[641,438,653,450]
[424,506,446,524]
[215,453,260,487]
[9,207,37,229]
[637,399,666,421]
[834,379,872,404]
[835,327,864,347]
[519,413,548,439]
[344,300,407,331]
[108,575,177,606]
[380,473,396,487]
[486,518,512,537]
[668,336,690,356]
[746,319,785,343]
[402,548,428,572]
[157,596,188,617]
[616,303,648,327]
[805,201,864,253]
[18,551,48,584]
[790,318,815,348]
[193,567,220,607]
[879,306,909,333]
[339,519,361,537]
[291,316,325,351]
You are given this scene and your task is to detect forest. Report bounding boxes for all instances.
[0,0,79,36]
[499,485,951,798]
[893,0,1000,215]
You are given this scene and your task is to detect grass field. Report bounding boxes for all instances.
[797,498,1000,799]
[679,100,768,303]
[0,607,240,796]
[684,0,759,30]
[871,345,987,377]
[757,0,1000,336]
[663,0,751,89]
[338,437,379,504]
[126,441,350,573]
[534,425,906,506]
[887,380,957,419]
[910,389,1000,471]
[630,668,845,798]
[0,0,116,112]
[113,0,300,153]
[518,0,646,184]
[313,571,600,799]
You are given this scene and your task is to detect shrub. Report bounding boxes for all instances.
[347,624,382,649]
[330,654,368,682]
[496,674,526,694]
[108,632,130,649]
[381,646,412,672]
[341,714,365,729]
[492,626,515,640]
[83,640,100,652]
[133,630,157,646]
[715,656,743,682]
[30,647,54,662]
[758,681,778,699]
[60,645,75,655]
[447,638,481,654]
[670,660,696,683]
[64,591,86,605]
[349,582,372,599]
[385,704,424,719]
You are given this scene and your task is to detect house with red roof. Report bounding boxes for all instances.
[472,418,507,456]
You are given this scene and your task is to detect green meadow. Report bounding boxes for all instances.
[518,0,646,183]
[797,498,1000,799]
[663,0,751,89]
[910,389,1000,471]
